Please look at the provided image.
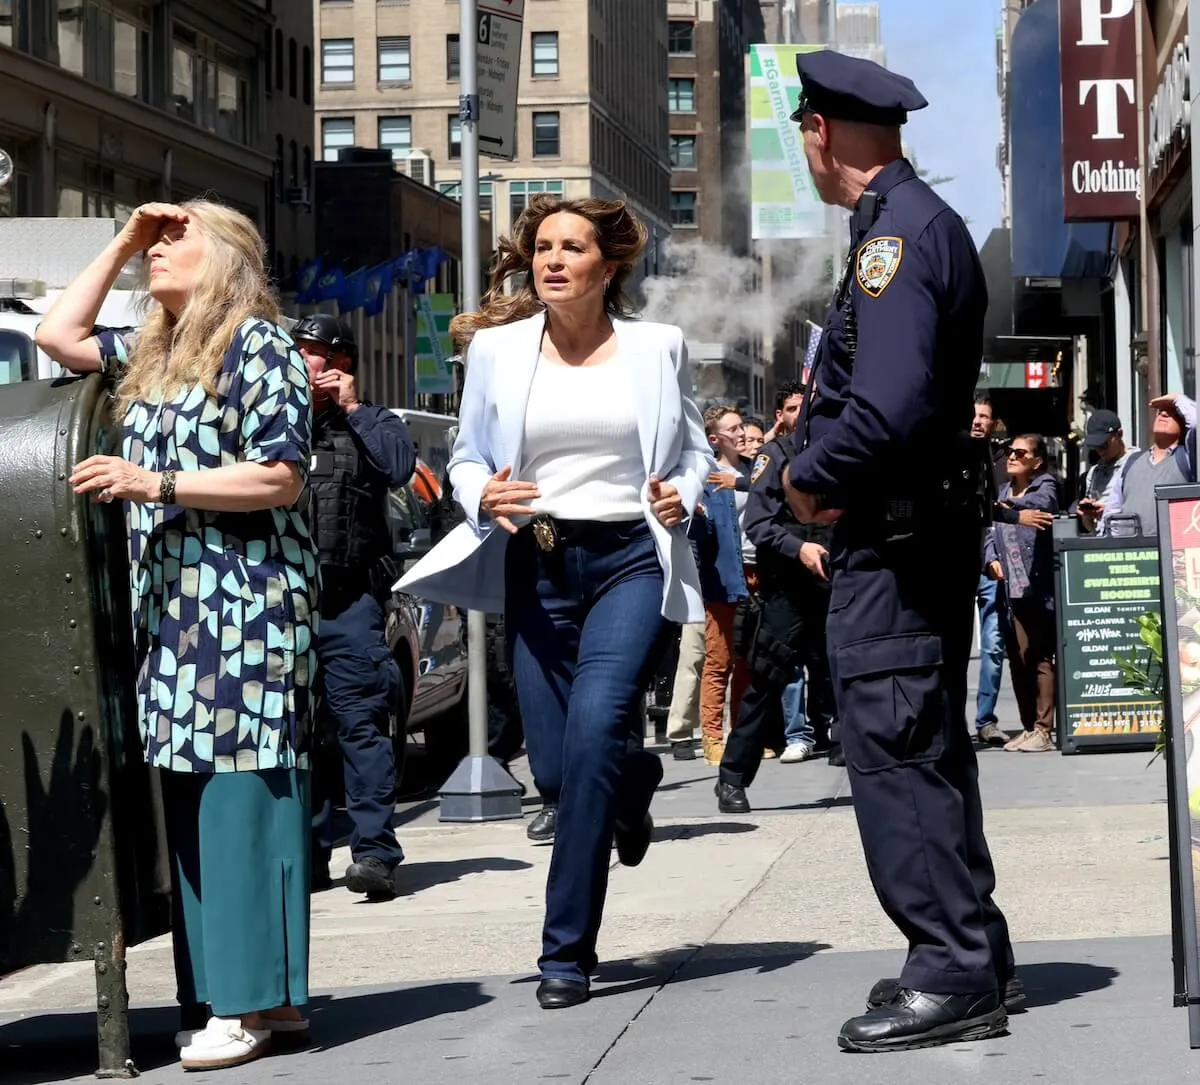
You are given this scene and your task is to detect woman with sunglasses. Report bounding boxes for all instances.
[985,435,1060,752]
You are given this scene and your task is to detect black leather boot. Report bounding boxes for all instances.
[838,988,1007,1052]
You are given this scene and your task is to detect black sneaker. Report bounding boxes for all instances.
[671,739,698,761]
[527,803,557,844]
[345,856,402,901]
[827,744,846,767]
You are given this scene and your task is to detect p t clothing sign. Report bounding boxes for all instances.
[1058,0,1141,222]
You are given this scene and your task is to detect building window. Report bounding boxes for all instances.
[670,191,697,226]
[274,29,283,91]
[448,115,462,159]
[322,117,354,161]
[378,36,411,83]
[288,36,297,96]
[172,46,195,122]
[531,31,558,77]
[532,112,560,157]
[446,34,459,81]
[57,0,84,76]
[670,135,697,169]
[264,27,273,93]
[113,17,146,100]
[302,46,313,104]
[321,38,354,84]
[668,78,695,113]
[509,180,564,224]
[303,146,313,190]
[379,116,412,161]
[668,21,694,55]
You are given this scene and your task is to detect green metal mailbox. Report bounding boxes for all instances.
[0,373,169,1077]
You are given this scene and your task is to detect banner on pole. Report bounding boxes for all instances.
[748,43,827,240]
[415,293,456,395]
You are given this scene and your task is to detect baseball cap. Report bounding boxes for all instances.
[1085,409,1122,448]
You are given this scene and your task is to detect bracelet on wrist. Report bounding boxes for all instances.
[159,469,177,505]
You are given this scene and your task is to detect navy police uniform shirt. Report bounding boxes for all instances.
[746,433,834,574]
[787,158,988,507]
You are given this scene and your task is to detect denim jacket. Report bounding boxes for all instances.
[689,479,748,605]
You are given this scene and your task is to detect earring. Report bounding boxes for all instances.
[603,276,612,290]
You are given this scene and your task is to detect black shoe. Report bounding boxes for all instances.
[536,978,590,1009]
[827,744,845,767]
[838,988,1006,1052]
[311,865,333,893]
[671,739,698,761]
[527,803,557,844]
[345,856,402,900]
[715,780,750,814]
[867,974,1026,1014]
[615,812,653,867]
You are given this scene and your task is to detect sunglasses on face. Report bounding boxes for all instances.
[1006,448,1033,460]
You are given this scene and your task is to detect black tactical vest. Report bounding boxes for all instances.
[309,411,391,581]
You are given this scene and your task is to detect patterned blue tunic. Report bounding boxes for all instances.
[96,318,319,773]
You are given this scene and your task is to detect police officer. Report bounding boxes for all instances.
[295,313,417,900]
[713,414,837,815]
[782,51,1019,1051]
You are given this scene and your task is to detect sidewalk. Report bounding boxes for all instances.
[1,671,1196,1083]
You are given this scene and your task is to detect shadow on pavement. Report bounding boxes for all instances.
[306,980,492,1052]
[0,980,494,1082]
[1017,961,1120,1009]
[399,856,533,893]
[584,939,832,999]
[765,795,854,811]
[652,821,757,842]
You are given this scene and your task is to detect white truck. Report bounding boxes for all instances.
[0,218,142,384]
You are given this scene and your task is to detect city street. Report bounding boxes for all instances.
[1,670,1195,1084]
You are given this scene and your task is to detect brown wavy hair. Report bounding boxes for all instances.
[450,195,647,348]
[116,199,280,415]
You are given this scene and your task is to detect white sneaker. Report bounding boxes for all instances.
[779,742,816,764]
[179,1016,271,1071]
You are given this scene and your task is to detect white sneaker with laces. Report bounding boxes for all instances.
[779,742,816,764]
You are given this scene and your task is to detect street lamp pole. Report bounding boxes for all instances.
[439,0,523,822]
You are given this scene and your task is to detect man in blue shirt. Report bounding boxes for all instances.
[783,50,1017,1052]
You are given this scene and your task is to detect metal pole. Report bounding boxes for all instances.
[439,0,522,821]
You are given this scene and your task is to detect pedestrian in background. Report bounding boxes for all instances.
[397,195,711,1010]
[987,435,1060,753]
[295,314,416,900]
[39,201,316,1071]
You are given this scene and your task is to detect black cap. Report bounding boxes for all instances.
[291,313,357,364]
[790,49,928,126]
[1085,409,1122,447]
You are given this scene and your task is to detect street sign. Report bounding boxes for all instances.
[476,0,524,161]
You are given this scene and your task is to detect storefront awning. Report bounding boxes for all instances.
[1010,0,1113,280]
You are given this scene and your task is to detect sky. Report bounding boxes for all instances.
[876,0,1003,245]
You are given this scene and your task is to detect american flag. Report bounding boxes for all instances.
[802,321,823,384]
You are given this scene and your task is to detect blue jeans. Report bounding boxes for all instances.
[505,519,667,985]
[783,671,810,746]
[975,575,1005,731]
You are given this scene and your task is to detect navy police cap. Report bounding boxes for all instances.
[790,49,928,126]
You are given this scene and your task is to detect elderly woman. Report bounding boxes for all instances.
[985,434,1059,753]
[399,195,711,1008]
[36,201,317,1070]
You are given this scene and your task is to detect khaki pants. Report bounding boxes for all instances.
[701,602,750,742]
[666,620,705,741]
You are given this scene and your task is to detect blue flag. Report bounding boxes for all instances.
[419,246,448,282]
[363,261,394,318]
[339,267,368,312]
[393,251,419,288]
[312,266,344,302]
[295,258,322,304]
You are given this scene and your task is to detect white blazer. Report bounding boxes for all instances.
[395,312,713,623]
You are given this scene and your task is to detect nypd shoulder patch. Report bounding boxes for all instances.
[751,453,771,485]
[856,236,904,298]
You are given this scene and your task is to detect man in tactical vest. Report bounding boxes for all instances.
[295,314,417,900]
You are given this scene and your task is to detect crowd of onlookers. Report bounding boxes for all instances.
[970,391,1195,753]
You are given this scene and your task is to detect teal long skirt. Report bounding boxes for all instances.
[161,767,311,1016]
